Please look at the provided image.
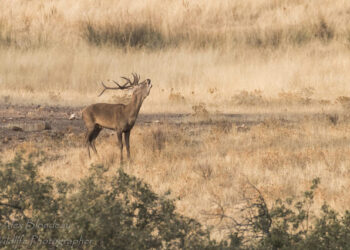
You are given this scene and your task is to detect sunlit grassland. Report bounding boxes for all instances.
[1,0,350,112]
[2,0,350,240]
[2,44,350,114]
[2,115,350,238]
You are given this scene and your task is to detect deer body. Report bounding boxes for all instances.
[82,74,152,163]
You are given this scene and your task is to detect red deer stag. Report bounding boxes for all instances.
[82,73,152,163]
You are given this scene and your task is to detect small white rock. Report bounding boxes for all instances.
[69,113,77,120]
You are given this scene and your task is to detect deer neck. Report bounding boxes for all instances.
[125,92,144,122]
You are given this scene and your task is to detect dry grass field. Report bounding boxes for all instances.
[2,0,350,241]
[1,105,350,240]
[2,0,350,112]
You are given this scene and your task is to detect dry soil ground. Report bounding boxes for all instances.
[0,103,331,149]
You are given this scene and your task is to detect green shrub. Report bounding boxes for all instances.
[217,178,350,249]
[1,154,350,249]
[0,154,217,249]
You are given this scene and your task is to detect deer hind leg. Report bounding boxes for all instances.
[117,132,123,164]
[91,126,102,155]
[85,125,100,157]
[124,131,131,160]
[85,129,93,158]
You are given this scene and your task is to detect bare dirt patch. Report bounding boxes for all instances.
[0,104,341,150]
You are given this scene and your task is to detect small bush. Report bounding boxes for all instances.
[192,102,209,117]
[288,26,313,46]
[0,21,13,47]
[336,96,350,110]
[142,127,166,154]
[231,90,267,106]
[151,127,166,153]
[169,88,186,104]
[314,18,334,44]
[277,88,315,106]
[245,29,264,48]
[327,113,339,126]
[194,162,213,180]
[216,120,233,134]
[243,19,334,49]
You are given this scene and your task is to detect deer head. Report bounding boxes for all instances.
[98,73,152,101]
[132,78,152,101]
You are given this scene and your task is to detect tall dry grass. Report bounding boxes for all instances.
[3,115,350,239]
[1,0,350,112]
[1,0,350,49]
[1,45,350,113]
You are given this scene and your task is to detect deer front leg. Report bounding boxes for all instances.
[124,131,131,160]
[85,129,93,159]
[117,132,123,164]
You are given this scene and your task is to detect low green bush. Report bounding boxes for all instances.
[0,153,349,249]
[0,153,217,249]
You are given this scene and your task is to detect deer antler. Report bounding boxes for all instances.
[121,73,140,86]
[98,73,141,97]
[112,80,129,89]
[132,73,140,85]
[98,80,131,97]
